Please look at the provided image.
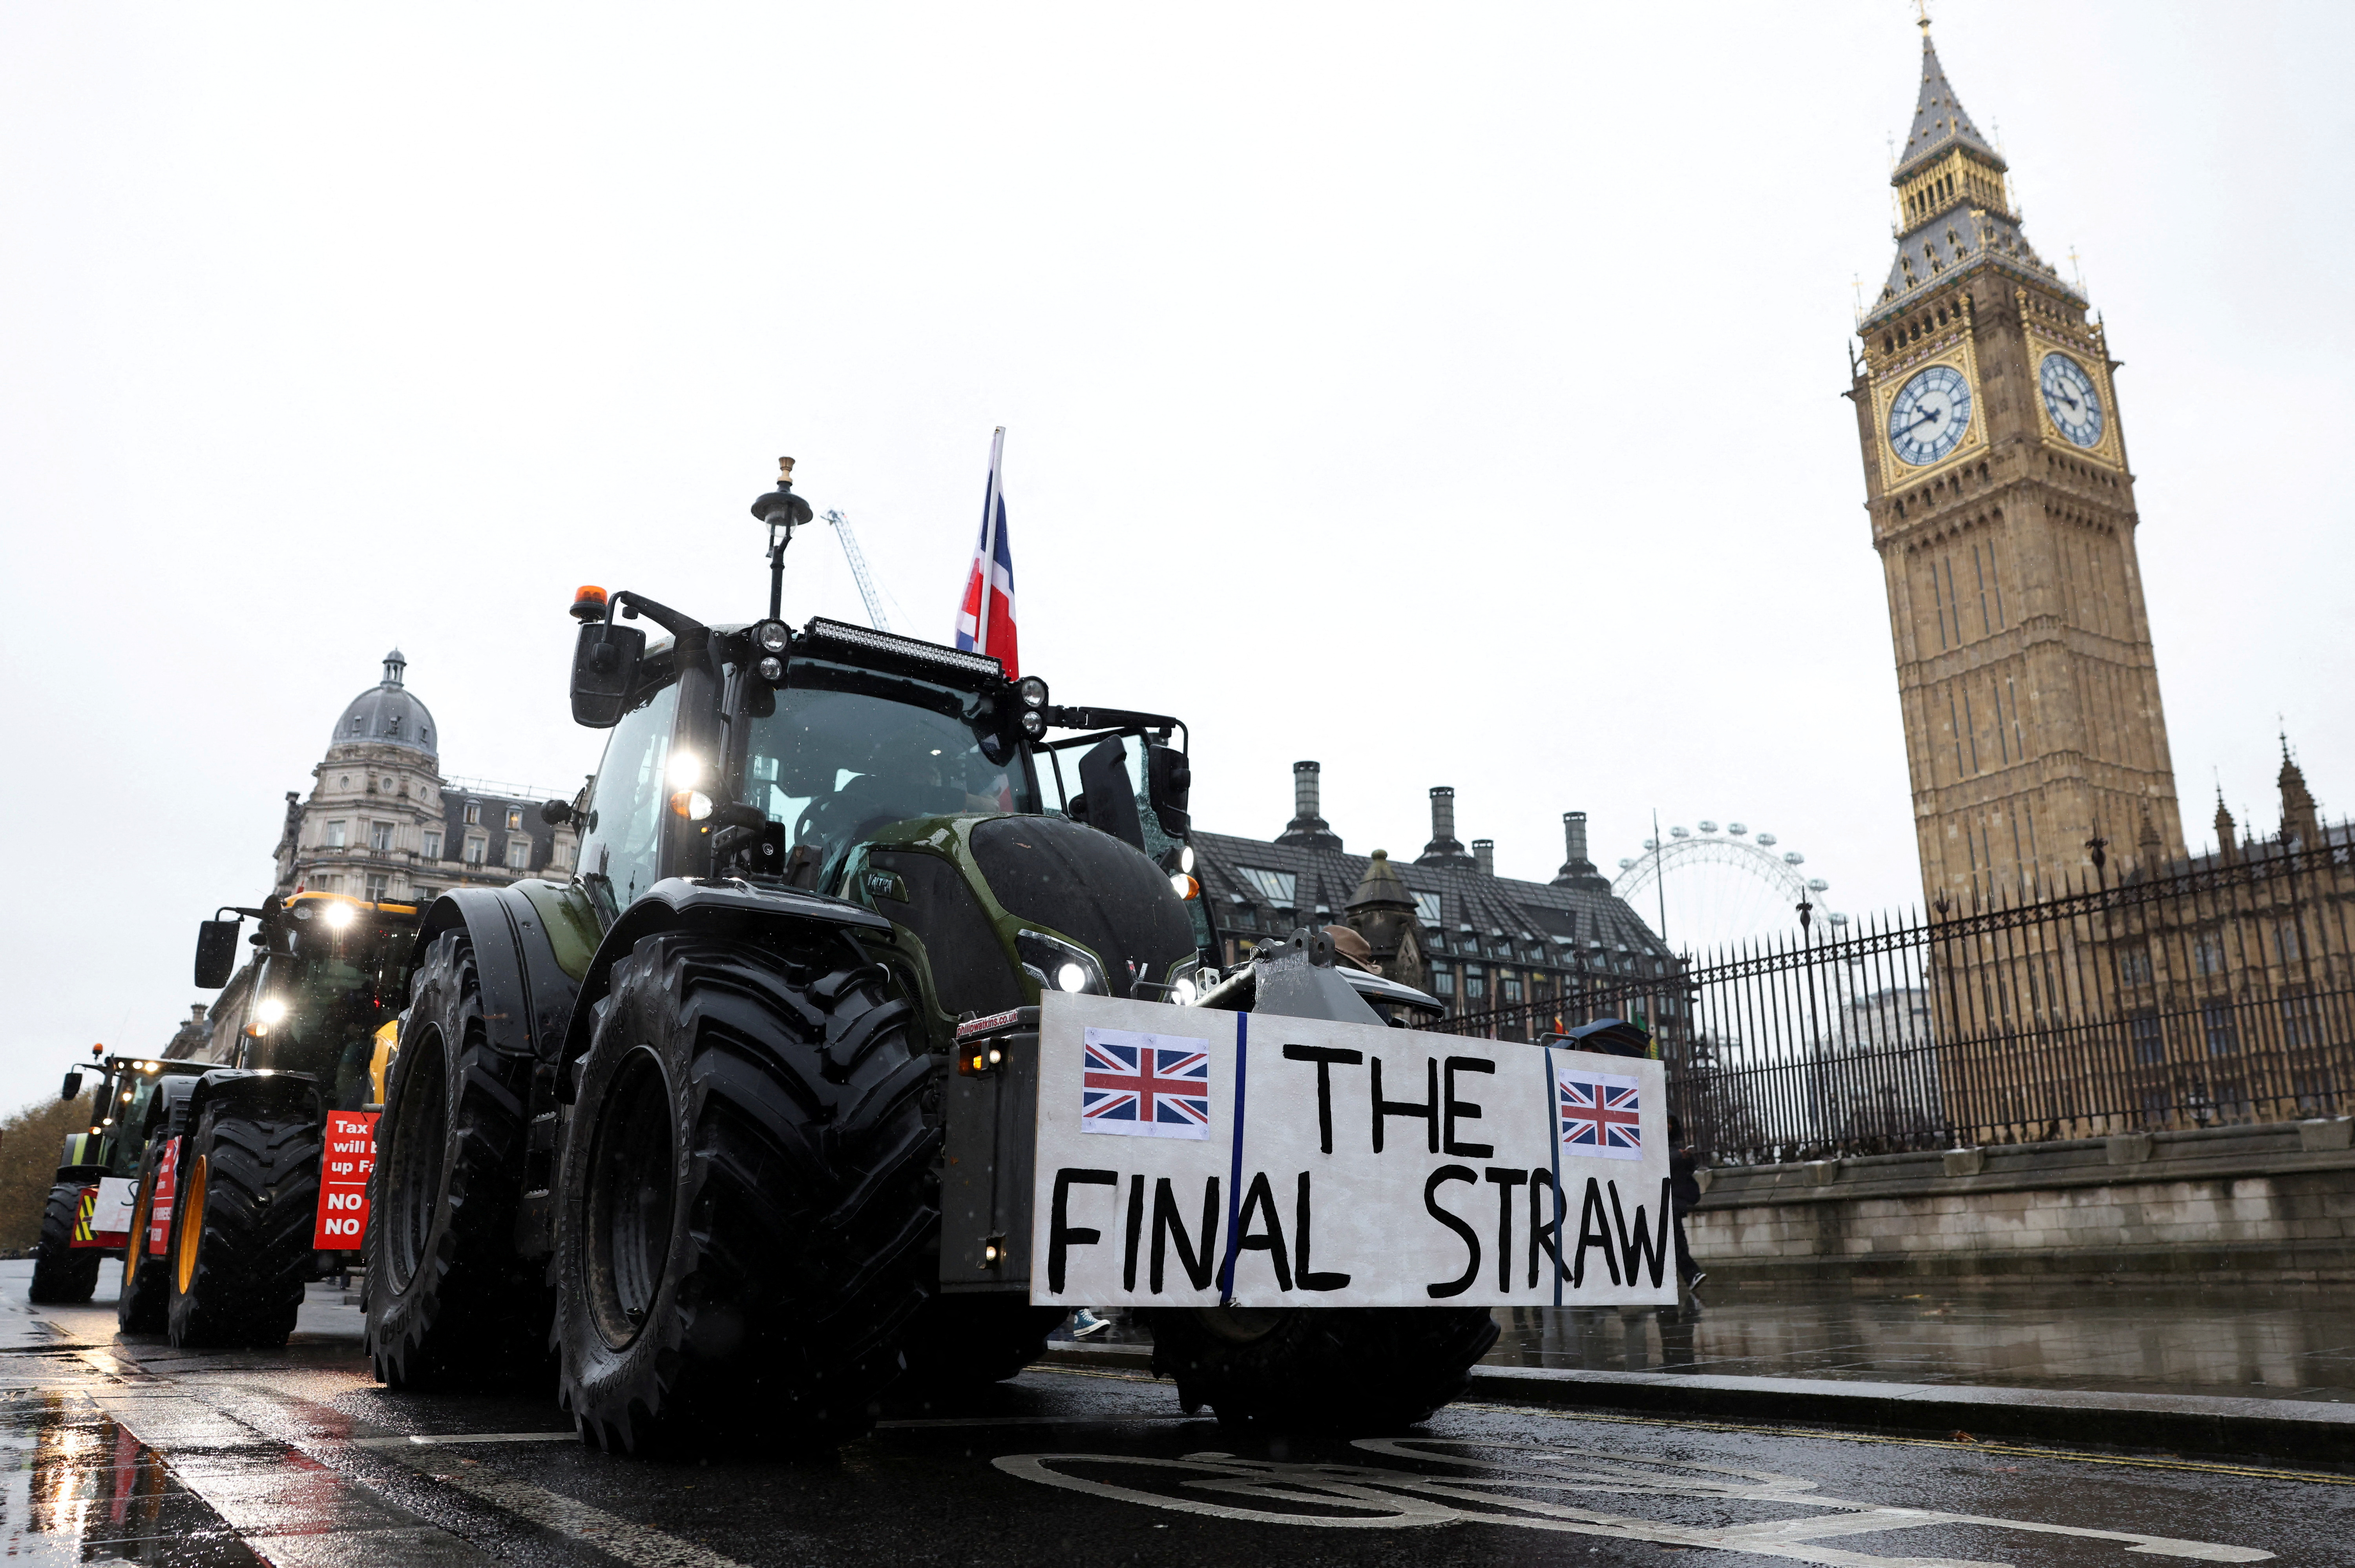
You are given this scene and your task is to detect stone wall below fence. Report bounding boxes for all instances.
[1685,1118,2355,1285]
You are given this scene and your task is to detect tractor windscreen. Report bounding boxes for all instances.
[247,952,405,1110]
[742,675,1036,882]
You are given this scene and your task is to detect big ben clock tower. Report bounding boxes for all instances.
[1853,22,2185,907]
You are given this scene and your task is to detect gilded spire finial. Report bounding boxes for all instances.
[1914,0,1932,37]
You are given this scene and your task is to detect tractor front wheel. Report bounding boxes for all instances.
[366,930,548,1389]
[552,933,938,1454]
[117,1142,171,1332]
[27,1183,100,1305]
[1139,1305,1499,1432]
[165,1104,321,1349]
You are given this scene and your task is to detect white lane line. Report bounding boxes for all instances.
[369,1438,750,1568]
[351,1432,579,1447]
[876,1415,1201,1429]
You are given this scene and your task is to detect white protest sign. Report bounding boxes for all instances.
[1028,992,1675,1309]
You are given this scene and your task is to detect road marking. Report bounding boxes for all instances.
[368,1437,749,1568]
[351,1432,579,1447]
[1448,1400,2355,1487]
[996,1435,2276,1565]
[876,1415,1202,1429]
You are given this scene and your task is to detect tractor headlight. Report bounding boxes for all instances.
[1019,710,1045,738]
[323,902,356,930]
[667,751,703,788]
[1169,975,1198,1006]
[670,790,714,821]
[255,997,287,1027]
[1016,930,1105,997]
[1017,676,1049,709]
[754,620,790,654]
[756,655,784,681]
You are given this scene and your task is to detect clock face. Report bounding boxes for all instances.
[1887,364,1973,467]
[2039,352,2105,447]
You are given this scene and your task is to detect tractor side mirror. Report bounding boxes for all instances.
[571,620,647,728]
[1147,744,1192,839]
[541,799,576,826]
[59,1070,82,1102]
[194,919,241,988]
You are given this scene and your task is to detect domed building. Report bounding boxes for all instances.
[272,650,581,904]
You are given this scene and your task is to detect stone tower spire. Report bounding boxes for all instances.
[1851,19,2184,909]
[2279,738,2321,849]
[2213,792,2238,866]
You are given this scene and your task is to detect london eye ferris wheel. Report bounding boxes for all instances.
[1612,820,1839,959]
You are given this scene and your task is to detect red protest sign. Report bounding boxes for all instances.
[312,1110,380,1250]
[148,1138,180,1257]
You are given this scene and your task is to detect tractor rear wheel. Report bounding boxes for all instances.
[27,1183,100,1305]
[366,930,548,1389]
[1139,1305,1499,1432]
[117,1143,171,1332]
[552,933,938,1454]
[166,1104,321,1349]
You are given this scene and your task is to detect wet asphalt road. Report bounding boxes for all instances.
[0,1262,2345,1568]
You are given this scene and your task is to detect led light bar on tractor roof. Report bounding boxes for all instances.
[798,616,1004,681]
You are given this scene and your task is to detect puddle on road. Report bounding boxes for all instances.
[0,1390,258,1566]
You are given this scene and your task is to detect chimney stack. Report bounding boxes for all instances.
[1274,759,1341,850]
[1473,838,1495,877]
[1552,809,1609,889]
[1417,786,1476,868]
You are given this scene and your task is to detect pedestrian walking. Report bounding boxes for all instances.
[1669,1114,1704,1289]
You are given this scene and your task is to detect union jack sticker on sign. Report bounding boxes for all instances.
[1081,1027,1212,1140]
[1557,1068,1643,1160]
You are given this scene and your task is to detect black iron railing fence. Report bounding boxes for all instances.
[1434,834,2355,1165]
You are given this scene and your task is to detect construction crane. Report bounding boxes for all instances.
[823,509,893,633]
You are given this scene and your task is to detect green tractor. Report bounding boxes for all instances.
[120,892,419,1345]
[364,459,1490,1451]
[26,1049,208,1305]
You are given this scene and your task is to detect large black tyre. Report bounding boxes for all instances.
[367,930,550,1389]
[166,1104,322,1349]
[898,1295,1070,1388]
[27,1183,100,1305]
[1139,1305,1499,1432]
[553,932,938,1454]
[117,1143,171,1332]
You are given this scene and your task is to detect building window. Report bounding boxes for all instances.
[388,717,401,738]
[1231,906,1258,930]
[2193,934,2225,977]
[1502,975,1523,1004]
[1234,868,1297,907]
[1433,968,1455,998]
[464,802,482,826]
[506,839,531,870]
[2118,947,2152,987]
[506,808,523,831]
[2201,1001,2238,1057]
[316,873,342,893]
[2282,992,2320,1049]
[1465,968,1486,1001]
[349,717,362,735]
[2276,924,2301,964]
[338,775,350,789]
[2130,1012,2164,1065]
[415,886,436,904]
[464,837,486,865]
[364,873,389,901]
[1413,892,1442,927]
[326,820,347,848]
[423,830,443,859]
[369,821,394,853]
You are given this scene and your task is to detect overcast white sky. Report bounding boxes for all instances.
[2,2,2348,1112]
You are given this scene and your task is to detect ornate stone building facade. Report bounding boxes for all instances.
[1851,26,2184,908]
[271,650,580,906]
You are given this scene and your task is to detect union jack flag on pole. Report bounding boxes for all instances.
[1080,1027,1212,1140]
[954,426,1019,677]
[1557,1068,1643,1160]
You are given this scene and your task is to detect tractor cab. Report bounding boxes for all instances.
[560,464,1203,1043]
[196,892,421,1113]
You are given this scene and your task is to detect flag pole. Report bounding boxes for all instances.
[973,426,1006,658]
